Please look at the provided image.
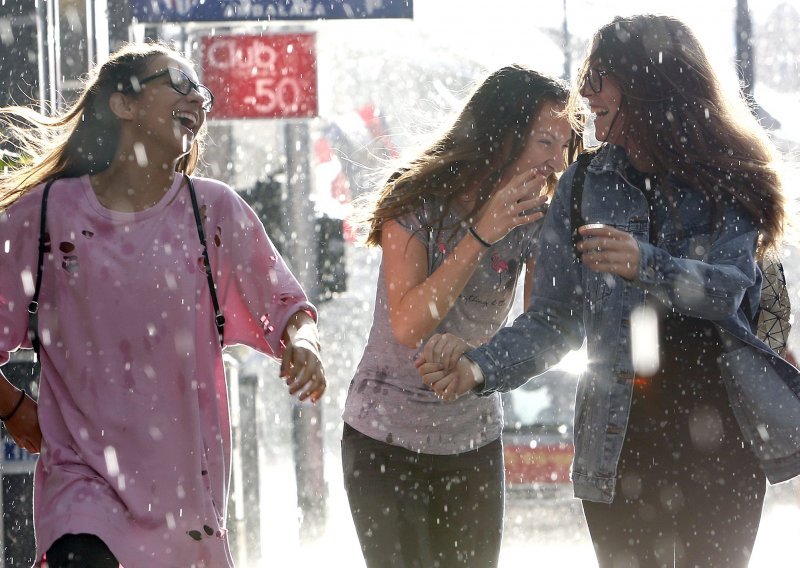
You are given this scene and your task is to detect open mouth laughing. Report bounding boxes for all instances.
[172,110,199,134]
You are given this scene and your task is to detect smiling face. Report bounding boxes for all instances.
[580,61,625,147]
[511,100,572,177]
[129,54,207,159]
[495,99,572,195]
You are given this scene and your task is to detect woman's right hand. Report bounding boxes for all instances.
[416,332,473,371]
[4,393,42,454]
[473,169,549,245]
[418,333,484,400]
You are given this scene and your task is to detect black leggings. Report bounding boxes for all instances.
[342,423,505,568]
[46,533,118,568]
[583,399,765,568]
[583,313,766,568]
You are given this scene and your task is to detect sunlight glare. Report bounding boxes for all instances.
[555,346,588,375]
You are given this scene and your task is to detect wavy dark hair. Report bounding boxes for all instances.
[0,42,202,211]
[567,14,785,254]
[365,65,580,247]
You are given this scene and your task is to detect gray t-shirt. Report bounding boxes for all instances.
[343,199,541,454]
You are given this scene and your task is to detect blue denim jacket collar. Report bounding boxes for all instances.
[586,144,629,176]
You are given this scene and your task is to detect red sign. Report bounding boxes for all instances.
[201,34,318,119]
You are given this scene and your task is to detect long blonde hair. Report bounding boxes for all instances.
[0,42,202,211]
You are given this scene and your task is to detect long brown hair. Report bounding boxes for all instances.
[365,65,579,247]
[567,14,785,253]
[0,42,202,211]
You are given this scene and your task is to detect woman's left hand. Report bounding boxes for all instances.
[576,224,641,281]
[280,312,326,403]
[281,338,326,402]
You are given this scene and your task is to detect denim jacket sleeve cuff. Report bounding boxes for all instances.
[464,348,500,396]
[636,241,665,286]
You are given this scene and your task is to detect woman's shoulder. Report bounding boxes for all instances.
[2,176,84,221]
[186,175,260,225]
[187,175,246,210]
[186,175,236,199]
[396,197,444,232]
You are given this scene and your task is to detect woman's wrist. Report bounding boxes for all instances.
[284,310,319,345]
[293,335,321,352]
[468,226,493,248]
[457,354,484,385]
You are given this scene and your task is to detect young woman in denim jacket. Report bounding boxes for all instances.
[419,14,800,568]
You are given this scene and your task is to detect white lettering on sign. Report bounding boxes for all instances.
[250,77,302,114]
[205,39,280,71]
[202,34,316,119]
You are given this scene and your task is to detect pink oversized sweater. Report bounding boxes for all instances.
[0,174,316,567]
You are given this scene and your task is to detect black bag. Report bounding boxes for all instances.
[569,153,792,356]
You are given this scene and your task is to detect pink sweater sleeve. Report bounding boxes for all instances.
[202,181,317,359]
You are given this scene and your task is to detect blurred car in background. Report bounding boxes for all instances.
[501,367,580,500]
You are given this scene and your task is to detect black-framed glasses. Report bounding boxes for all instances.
[583,67,608,94]
[129,67,214,112]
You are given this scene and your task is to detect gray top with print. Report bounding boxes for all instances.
[343,198,541,454]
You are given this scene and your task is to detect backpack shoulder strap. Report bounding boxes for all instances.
[27,177,227,354]
[186,175,226,346]
[570,152,593,256]
[27,178,58,359]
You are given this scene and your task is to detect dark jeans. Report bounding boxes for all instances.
[583,313,766,568]
[47,533,118,568]
[342,423,504,568]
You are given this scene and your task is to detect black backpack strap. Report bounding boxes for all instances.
[186,175,226,346]
[570,153,593,257]
[27,176,226,353]
[27,178,57,359]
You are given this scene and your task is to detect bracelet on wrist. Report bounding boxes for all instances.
[0,390,26,422]
[468,226,492,248]
[293,336,321,352]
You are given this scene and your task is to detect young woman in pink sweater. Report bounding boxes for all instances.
[0,42,325,567]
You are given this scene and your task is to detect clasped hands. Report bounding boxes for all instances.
[415,333,482,401]
[416,226,640,402]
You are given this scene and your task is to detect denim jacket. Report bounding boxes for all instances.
[468,144,800,503]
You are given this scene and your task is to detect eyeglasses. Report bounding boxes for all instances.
[129,67,215,112]
[583,67,608,94]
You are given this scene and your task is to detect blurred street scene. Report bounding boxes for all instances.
[1,0,800,566]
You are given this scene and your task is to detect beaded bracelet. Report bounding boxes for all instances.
[468,226,492,248]
[0,390,26,422]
